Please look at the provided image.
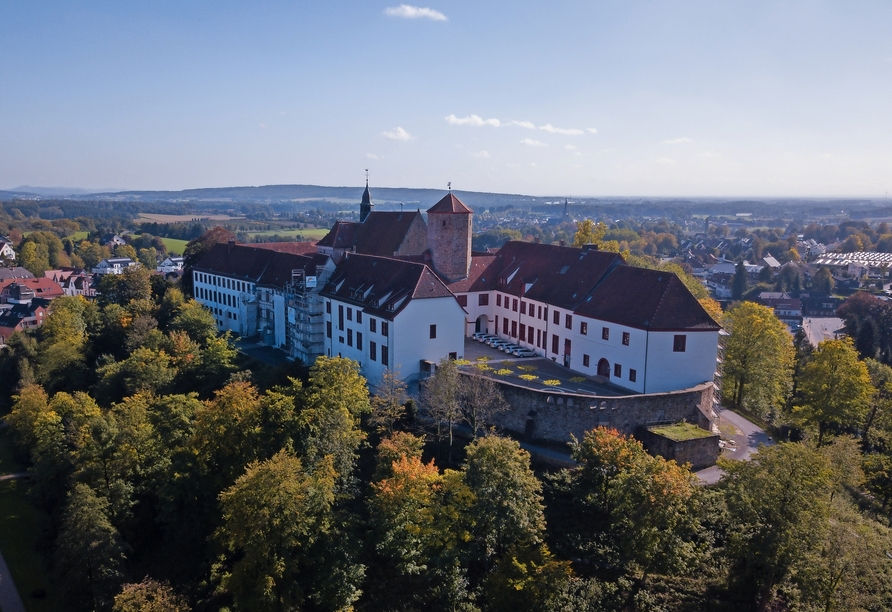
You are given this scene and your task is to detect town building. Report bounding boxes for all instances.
[0,237,15,261]
[157,256,185,274]
[0,277,64,304]
[93,257,140,275]
[0,298,52,345]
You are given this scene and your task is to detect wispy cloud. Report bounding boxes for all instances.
[539,124,583,135]
[366,153,379,160]
[520,138,546,147]
[381,127,413,141]
[564,144,578,150]
[445,114,500,127]
[472,150,491,159]
[662,137,692,145]
[259,123,267,129]
[656,157,676,165]
[509,120,536,129]
[384,4,447,21]
[587,127,598,134]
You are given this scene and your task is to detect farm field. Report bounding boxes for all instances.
[137,213,244,223]
[68,231,89,241]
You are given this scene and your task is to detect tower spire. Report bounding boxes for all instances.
[360,170,373,222]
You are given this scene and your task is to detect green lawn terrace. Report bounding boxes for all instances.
[647,421,715,441]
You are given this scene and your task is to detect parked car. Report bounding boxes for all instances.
[485,337,506,346]
[488,339,513,349]
[475,333,497,343]
[500,343,523,353]
[511,348,537,357]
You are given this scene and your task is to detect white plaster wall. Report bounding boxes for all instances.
[569,321,648,392]
[392,297,465,384]
[643,330,719,393]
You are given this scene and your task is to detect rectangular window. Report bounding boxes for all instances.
[580,321,588,335]
[457,295,468,307]
[369,317,376,333]
[338,305,344,331]
[629,369,637,382]
[357,311,362,324]
[503,318,509,334]
[552,334,559,354]
[543,307,548,321]
[583,354,590,367]
[357,332,363,351]
[602,327,609,340]
[511,321,518,337]
[622,331,630,346]
[382,321,389,337]
[674,335,687,352]
[381,345,389,366]
[565,314,572,330]
[339,336,344,344]
[370,341,377,361]
[614,363,622,377]
[520,301,527,315]
[449,352,458,360]
[497,294,502,307]
[536,329,541,347]
[527,326,534,344]
[512,298,518,312]
[430,324,437,339]
[553,310,560,325]
[347,307,353,321]
[327,322,332,338]
[347,329,353,347]
[478,294,489,306]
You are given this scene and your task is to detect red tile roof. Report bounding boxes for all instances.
[576,266,720,331]
[353,210,424,256]
[251,242,318,255]
[320,253,454,319]
[0,277,64,300]
[427,193,473,214]
[193,243,323,289]
[317,221,359,249]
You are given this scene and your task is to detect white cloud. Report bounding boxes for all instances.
[539,124,584,135]
[381,126,413,141]
[656,157,676,165]
[587,127,598,134]
[520,138,546,147]
[662,137,692,145]
[366,153,379,160]
[384,5,447,21]
[445,114,500,127]
[472,150,491,159]
[509,120,535,129]
[259,122,267,129]
[564,144,578,150]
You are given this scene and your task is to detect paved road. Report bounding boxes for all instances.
[695,408,774,485]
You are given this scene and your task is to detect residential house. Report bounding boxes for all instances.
[92,258,139,275]
[0,298,52,344]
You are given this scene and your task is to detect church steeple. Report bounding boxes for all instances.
[360,170,373,223]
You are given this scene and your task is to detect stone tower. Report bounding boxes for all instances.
[359,179,373,223]
[426,192,473,281]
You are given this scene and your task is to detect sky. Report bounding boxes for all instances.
[1,1,891,197]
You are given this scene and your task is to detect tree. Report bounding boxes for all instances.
[462,436,546,569]
[421,358,463,464]
[794,338,873,444]
[369,367,408,435]
[459,373,509,436]
[721,443,833,612]
[722,302,795,421]
[113,577,190,612]
[813,266,835,294]
[170,300,218,347]
[98,266,153,307]
[732,260,748,300]
[55,483,128,611]
[215,450,337,612]
[572,219,607,247]
[19,240,50,276]
[296,356,370,494]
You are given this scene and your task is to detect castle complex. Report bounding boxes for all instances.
[193,183,721,396]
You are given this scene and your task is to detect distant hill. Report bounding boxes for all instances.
[9,186,121,197]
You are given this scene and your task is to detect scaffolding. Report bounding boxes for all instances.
[284,269,326,364]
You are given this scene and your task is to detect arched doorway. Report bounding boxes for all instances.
[475,314,489,334]
[597,358,610,378]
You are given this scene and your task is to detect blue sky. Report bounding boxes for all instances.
[1,1,890,197]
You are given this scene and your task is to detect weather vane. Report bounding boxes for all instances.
[448,181,451,191]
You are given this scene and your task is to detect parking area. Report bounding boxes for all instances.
[460,337,634,397]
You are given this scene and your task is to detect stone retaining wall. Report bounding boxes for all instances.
[464,372,715,444]
[638,428,721,470]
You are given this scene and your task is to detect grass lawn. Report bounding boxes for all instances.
[245,228,329,240]
[158,237,189,255]
[649,422,715,441]
[0,429,58,611]
[67,231,89,241]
